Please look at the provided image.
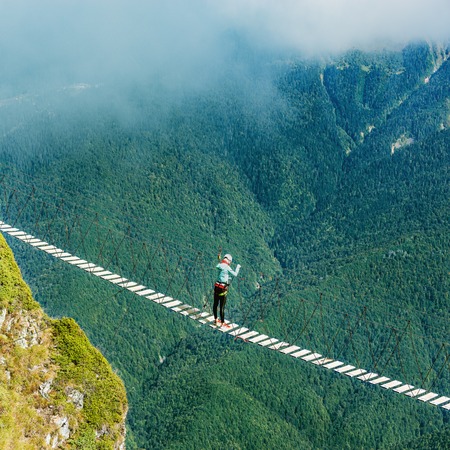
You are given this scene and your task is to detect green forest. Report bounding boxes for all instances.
[0,41,449,449]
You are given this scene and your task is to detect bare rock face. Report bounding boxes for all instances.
[39,380,53,399]
[66,387,84,409]
[1,308,42,348]
[0,308,6,329]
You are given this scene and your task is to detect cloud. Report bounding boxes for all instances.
[215,0,450,54]
[0,0,227,90]
[0,0,449,92]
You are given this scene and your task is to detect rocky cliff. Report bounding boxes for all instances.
[0,233,128,449]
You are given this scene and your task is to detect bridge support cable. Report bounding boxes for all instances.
[1,220,450,411]
[428,350,450,393]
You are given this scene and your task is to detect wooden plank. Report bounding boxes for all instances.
[171,304,192,313]
[39,245,57,251]
[369,376,390,385]
[16,234,36,241]
[345,369,367,378]
[85,266,105,273]
[248,334,270,343]
[279,345,301,355]
[93,271,113,277]
[61,256,81,262]
[334,364,355,373]
[102,273,122,280]
[152,295,172,304]
[25,238,42,244]
[302,352,322,362]
[311,358,334,366]
[322,360,344,369]
[117,281,138,288]
[258,338,279,347]
[44,248,65,254]
[146,292,163,300]
[393,384,414,394]
[269,342,290,350]
[69,259,87,265]
[405,388,426,398]
[357,372,379,382]
[219,323,241,332]
[109,277,128,284]
[30,241,49,247]
[429,396,450,406]
[210,321,239,331]
[163,300,182,308]
[127,285,147,292]
[8,231,27,236]
[236,330,259,340]
[136,288,155,296]
[34,242,52,248]
[290,349,312,358]
[186,310,206,319]
[381,380,403,389]
[199,315,215,324]
[78,263,97,269]
[417,392,439,403]
[52,252,72,258]
[229,327,249,337]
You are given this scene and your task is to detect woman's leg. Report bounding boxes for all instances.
[213,287,220,320]
[219,294,227,323]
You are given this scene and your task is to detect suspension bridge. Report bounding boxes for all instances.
[1,217,449,411]
[1,171,449,412]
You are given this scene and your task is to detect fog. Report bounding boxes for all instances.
[217,0,450,54]
[1,0,449,94]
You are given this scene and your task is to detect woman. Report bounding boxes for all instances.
[213,253,241,327]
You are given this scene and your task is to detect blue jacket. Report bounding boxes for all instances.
[216,261,241,285]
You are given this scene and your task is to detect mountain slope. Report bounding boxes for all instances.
[0,41,449,449]
[0,233,128,449]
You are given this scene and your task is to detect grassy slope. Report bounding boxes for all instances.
[0,234,127,449]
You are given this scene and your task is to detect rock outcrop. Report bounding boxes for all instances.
[0,233,128,449]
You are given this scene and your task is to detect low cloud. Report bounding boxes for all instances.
[217,0,450,54]
[1,0,449,92]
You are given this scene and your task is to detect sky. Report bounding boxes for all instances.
[0,0,449,91]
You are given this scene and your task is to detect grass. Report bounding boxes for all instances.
[0,234,128,449]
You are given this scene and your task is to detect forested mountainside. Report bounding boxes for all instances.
[0,41,449,449]
[0,234,127,449]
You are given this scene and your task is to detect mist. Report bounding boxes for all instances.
[1,0,449,95]
[217,0,450,55]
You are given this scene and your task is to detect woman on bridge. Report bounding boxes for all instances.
[213,254,241,327]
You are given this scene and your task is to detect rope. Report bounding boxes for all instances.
[165,255,183,296]
[362,306,378,370]
[1,173,450,392]
[379,323,409,374]
[428,350,450,392]
[409,323,425,385]
[422,343,445,390]
[371,326,396,373]
[335,307,366,362]
[1,173,447,333]
[96,228,114,264]
[103,225,129,272]
[288,296,321,348]
[173,252,201,307]
[11,186,34,228]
